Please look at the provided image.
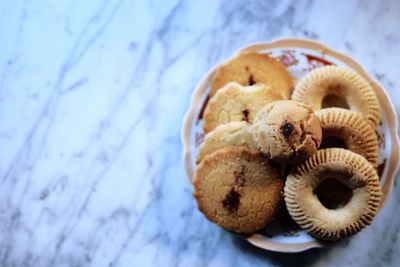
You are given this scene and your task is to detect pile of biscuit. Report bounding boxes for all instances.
[193,52,382,241]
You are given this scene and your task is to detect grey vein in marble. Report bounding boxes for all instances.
[0,0,399,266]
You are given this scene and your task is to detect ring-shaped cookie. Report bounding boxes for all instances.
[317,108,379,167]
[292,66,380,127]
[284,148,382,240]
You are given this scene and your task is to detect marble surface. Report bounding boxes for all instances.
[0,0,399,266]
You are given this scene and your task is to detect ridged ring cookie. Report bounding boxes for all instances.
[194,146,284,234]
[284,148,382,241]
[292,66,381,127]
[317,108,379,167]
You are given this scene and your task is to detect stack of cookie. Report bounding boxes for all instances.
[193,51,382,241]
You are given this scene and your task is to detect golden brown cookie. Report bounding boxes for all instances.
[292,66,381,127]
[211,52,294,99]
[194,146,284,234]
[197,121,257,164]
[284,148,382,241]
[203,82,283,133]
[252,100,322,164]
[317,108,379,167]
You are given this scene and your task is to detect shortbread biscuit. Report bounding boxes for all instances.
[203,82,283,133]
[197,121,257,164]
[211,52,294,99]
[194,146,284,234]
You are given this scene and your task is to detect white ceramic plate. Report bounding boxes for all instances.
[181,38,400,252]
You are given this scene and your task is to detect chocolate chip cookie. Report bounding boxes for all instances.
[193,146,284,234]
[253,100,322,164]
[203,82,282,133]
[211,52,294,99]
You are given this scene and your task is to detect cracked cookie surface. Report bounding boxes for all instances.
[203,82,283,133]
[193,146,284,234]
[253,100,322,164]
[197,121,257,164]
[211,51,294,99]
